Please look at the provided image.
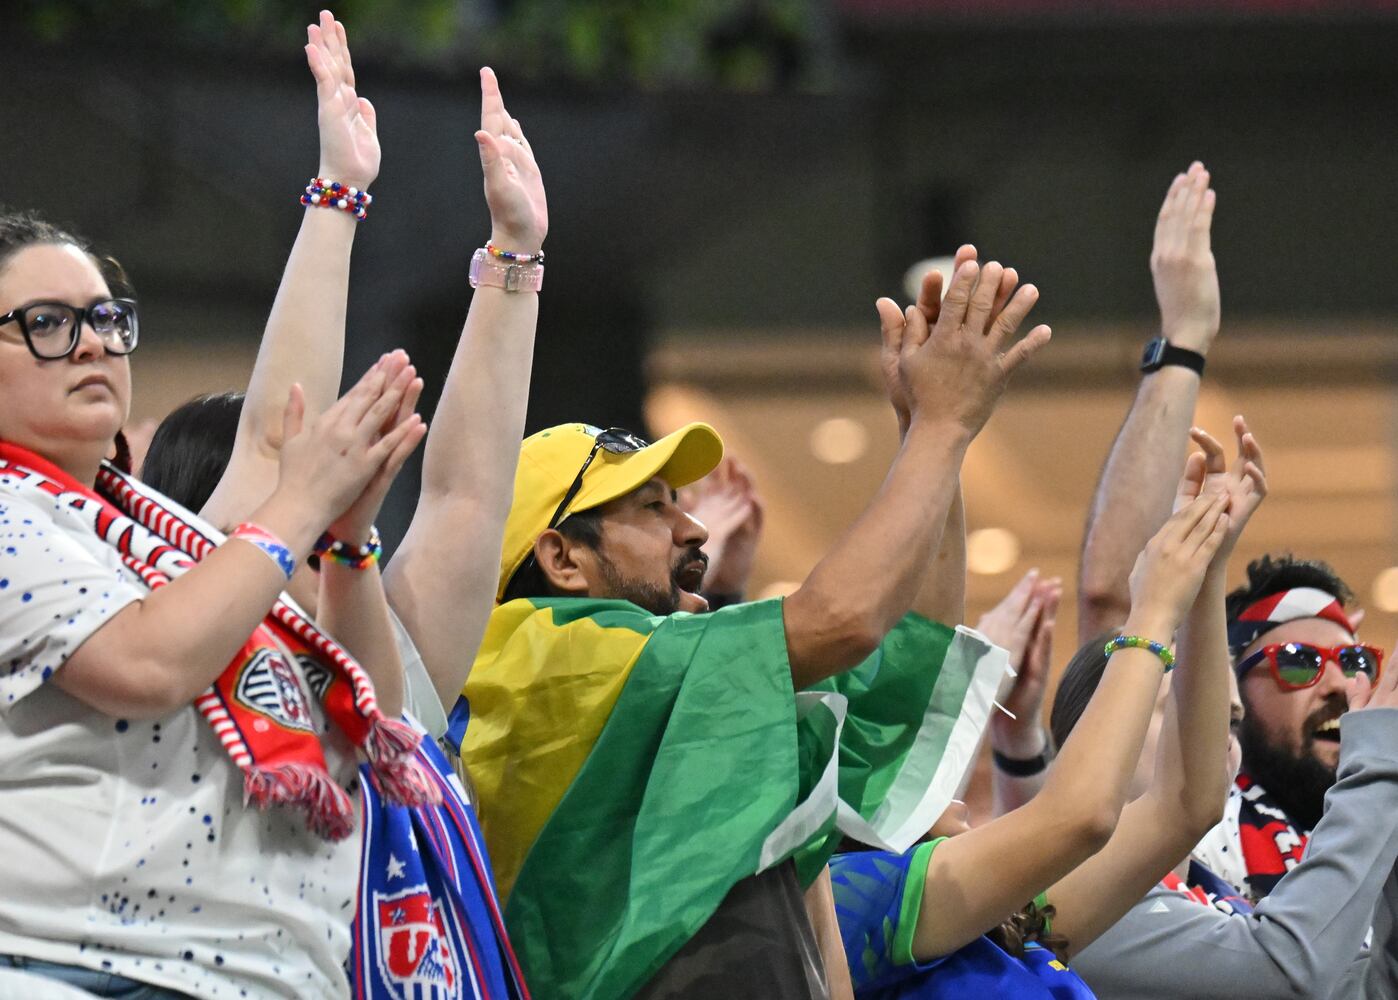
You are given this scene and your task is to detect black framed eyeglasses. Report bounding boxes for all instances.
[0,298,139,360]
[546,427,650,530]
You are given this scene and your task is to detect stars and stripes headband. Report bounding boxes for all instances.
[1227,586,1355,659]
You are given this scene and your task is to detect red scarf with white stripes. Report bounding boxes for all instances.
[0,442,439,839]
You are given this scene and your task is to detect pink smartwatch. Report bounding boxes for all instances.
[469,247,544,292]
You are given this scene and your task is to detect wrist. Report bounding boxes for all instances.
[990,717,1048,758]
[904,413,974,452]
[252,489,326,559]
[1120,613,1176,648]
[325,516,376,548]
[317,165,376,193]
[1158,326,1215,356]
[489,230,544,255]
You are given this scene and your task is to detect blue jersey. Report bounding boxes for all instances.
[829,844,1096,1000]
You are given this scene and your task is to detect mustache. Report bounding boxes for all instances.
[671,547,709,584]
[1304,696,1349,736]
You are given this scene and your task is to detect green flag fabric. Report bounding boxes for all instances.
[460,596,1006,1000]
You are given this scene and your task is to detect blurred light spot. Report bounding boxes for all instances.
[1372,567,1398,613]
[810,417,868,465]
[967,528,1020,576]
[903,256,958,302]
[758,580,801,600]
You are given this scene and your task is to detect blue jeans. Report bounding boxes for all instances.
[0,955,193,998]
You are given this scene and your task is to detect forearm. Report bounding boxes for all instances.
[1156,567,1231,828]
[55,494,323,718]
[784,418,970,686]
[202,209,355,524]
[1035,638,1170,834]
[1078,716,1398,998]
[914,643,1168,960]
[912,482,965,625]
[386,286,538,704]
[317,560,404,719]
[991,751,1048,816]
[250,209,355,429]
[1078,369,1200,641]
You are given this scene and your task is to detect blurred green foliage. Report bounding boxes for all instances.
[11,0,825,89]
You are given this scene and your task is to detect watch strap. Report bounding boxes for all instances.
[992,747,1050,777]
[1141,337,1205,376]
[469,247,544,292]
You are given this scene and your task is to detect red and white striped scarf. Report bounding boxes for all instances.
[0,441,439,839]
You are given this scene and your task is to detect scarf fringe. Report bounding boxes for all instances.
[242,762,355,838]
[369,755,443,808]
[365,716,424,764]
[303,768,357,841]
[243,763,313,808]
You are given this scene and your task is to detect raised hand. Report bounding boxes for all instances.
[980,570,1062,756]
[1348,646,1398,711]
[328,350,428,543]
[275,354,426,535]
[477,67,548,254]
[1126,491,1230,639]
[1173,416,1267,558]
[876,245,1018,436]
[678,459,764,598]
[894,260,1051,439]
[1151,162,1218,354]
[305,10,380,191]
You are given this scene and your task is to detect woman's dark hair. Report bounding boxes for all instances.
[0,209,90,274]
[140,392,244,513]
[499,508,606,603]
[1224,553,1353,624]
[0,209,136,297]
[987,897,1069,964]
[1048,630,1117,753]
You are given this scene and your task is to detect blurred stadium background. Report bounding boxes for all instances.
[6,1,1398,721]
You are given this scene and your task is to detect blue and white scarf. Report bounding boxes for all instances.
[350,722,529,1000]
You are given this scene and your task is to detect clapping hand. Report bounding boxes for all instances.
[876,245,1020,437]
[305,10,380,192]
[276,352,426,543]
[679,459,764,598]
[891,258,1051,439]
[979,569,1062,757]
[1172,415,1267,561]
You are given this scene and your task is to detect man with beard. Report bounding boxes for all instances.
[1188,556,1371,900]
[1076,162,1378,904]
[450,258,1051,999]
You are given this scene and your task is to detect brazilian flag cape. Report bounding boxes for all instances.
[454,596,1006,1000]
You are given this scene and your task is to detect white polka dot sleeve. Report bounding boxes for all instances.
[0,492,146,712]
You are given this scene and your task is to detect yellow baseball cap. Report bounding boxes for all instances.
[496,422,724,600]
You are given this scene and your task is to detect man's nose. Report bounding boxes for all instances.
[676,509,708,549]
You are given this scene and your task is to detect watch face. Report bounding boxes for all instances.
[1141,338,1166,370]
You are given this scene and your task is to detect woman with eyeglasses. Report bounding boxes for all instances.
[0,29,435,1000]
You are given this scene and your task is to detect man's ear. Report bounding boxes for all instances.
[535,529,593,596]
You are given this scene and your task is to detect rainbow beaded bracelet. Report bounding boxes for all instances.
[485,241,544,264]
[1104,634,1175,672]
[314,526,382,570]
[301,177,372,221]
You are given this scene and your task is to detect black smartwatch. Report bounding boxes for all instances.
[1140,337,1205,376]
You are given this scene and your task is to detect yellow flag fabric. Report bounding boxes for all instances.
[461,597,654,900]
